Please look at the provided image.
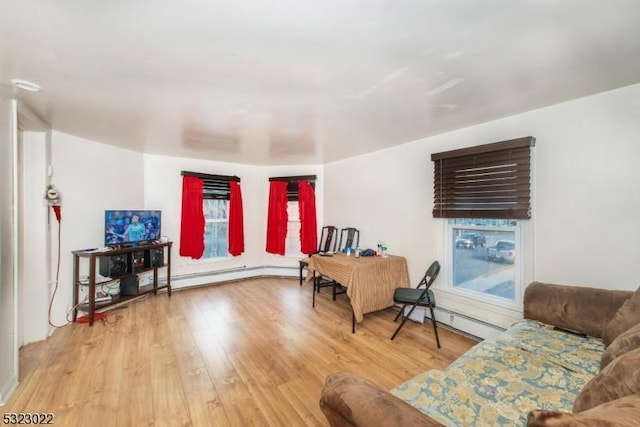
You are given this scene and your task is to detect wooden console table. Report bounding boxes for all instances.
[72,241,172,326]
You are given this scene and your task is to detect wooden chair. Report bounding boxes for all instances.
[390,260,441,348]
[338,227,360,253]
[299,225,338,285]
[325,227,361,299]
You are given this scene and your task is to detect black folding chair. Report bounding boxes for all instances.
[390,260,441,348]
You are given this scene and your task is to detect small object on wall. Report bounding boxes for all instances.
[44,184,62,205]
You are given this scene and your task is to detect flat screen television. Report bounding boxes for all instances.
[105,210,161,246]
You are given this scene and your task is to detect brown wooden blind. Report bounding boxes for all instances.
[269,175,316,201]
[181,171,240,200]
[431,136,535,219]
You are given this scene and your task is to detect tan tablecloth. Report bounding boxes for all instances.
[306,252,410,323]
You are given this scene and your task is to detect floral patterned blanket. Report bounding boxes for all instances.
[391,320,604,426]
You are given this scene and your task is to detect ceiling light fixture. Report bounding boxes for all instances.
[10,78,42,92]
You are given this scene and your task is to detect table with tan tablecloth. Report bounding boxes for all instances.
[306,252,410,323]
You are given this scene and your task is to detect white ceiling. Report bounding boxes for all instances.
[2,1,640,165]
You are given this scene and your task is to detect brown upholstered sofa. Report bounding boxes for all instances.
[320,282,640,426]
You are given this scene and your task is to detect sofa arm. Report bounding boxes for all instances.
[523,282,632,339]
[319,373,443,427]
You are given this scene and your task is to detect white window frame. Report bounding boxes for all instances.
[285,201,302,256]
[201,198,230,261]
[444,219,524,311]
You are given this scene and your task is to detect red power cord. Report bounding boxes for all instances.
[52,205,61,222]
[48,204,68,328]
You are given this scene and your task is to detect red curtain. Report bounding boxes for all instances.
[179,176,205,259]
[298,181,318,255]
[265,181,288,255]
[228,181,245,256]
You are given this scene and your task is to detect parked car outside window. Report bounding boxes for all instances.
[455,233,486,249]
[487,240,516,263]
[449,219,521,303]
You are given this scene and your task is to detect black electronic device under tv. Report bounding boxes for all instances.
[104,210,161,247]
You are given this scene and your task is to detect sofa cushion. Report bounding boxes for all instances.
[523,282,632,340]
[528,394,640,426]
[602,285,640,346]
[496,320,603,377]
[601,322,640,370]
[392,320,603,427]
[573,347,640,412]
[320,373,443,427]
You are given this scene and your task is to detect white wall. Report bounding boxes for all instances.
[324,142,435,284]
[531,88,640,287]
[46,132,145,327]
[324,83,640,335]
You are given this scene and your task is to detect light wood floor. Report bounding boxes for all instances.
[4,277,477,426]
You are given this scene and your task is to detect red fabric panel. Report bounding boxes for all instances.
[266,181,288,255]
[228,181,245,256]
[179,176,205,259]
[298,181,318,255]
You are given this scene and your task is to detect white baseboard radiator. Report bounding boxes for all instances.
[170,265,298,289]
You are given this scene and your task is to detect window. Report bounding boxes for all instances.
[448,219,520,302]
[267,175,317,256]
[180,171,242,260]
[286,201,301,255]
[203,199,229,258]
[432,137,534,307]
[201,173,239,259]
